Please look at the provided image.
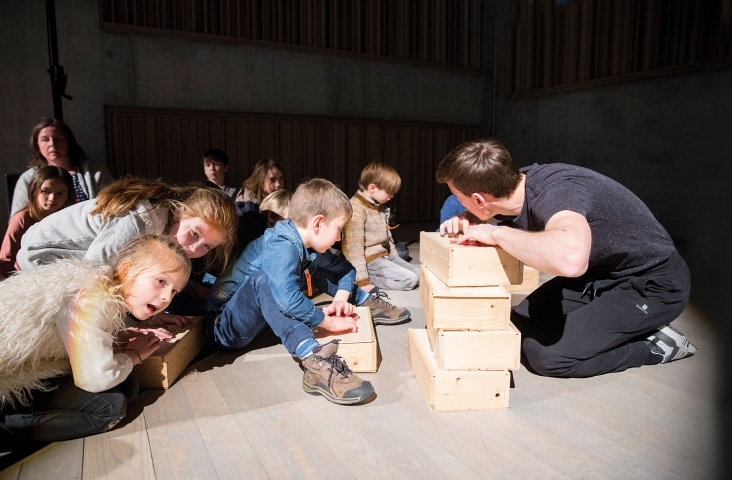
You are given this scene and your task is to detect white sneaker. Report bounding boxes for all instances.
[647,324,697,364]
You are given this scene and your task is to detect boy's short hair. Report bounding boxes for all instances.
[435,139,521,199]
[203,148,229,165]
[358,161,401,196]
[289,179,352,227]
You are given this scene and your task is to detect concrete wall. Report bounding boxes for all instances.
[0,0,484,228]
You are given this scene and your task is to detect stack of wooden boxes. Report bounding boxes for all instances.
[408,232,523,411]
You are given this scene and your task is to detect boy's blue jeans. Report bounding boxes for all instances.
[214,270,370,353]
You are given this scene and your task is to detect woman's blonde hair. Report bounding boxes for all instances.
[242,158,285,202]
[24,166,76,221]
[91,178,238,273]
[358,161,402,196]
[112,235,192,298]
[259,189,292,219]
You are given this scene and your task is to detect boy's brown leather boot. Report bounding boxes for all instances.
[362,291,411,325]
[302,340,374,405]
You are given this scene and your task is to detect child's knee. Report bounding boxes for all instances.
[403,271,419,290]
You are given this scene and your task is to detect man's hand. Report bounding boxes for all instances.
[457,223,500,246]
[320,314,359,334]
[439,210,483,236]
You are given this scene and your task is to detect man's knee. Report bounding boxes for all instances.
[522,338,577,378]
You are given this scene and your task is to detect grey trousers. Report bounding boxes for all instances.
[366,254,420,290]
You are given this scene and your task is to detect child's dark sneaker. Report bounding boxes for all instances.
[362,291,411,325]
[646,324,697,364]
[302,340,375,405]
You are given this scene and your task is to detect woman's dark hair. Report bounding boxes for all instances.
[28,117,88,169]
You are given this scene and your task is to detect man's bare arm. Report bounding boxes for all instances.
[459,210,591,278]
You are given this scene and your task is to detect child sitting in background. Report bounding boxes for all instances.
[203,148,237,200]
[235,158,285,214]
[260,188,291,227]
[1,166,76,279]
[342,161,420,291]
[206,179,377,405]
[235,189,293,256]
[0,235,191,445]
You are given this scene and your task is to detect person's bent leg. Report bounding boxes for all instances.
[0,375,135,446]
[367,256,419,291]
[249,270,319,355]
[516,267,690,378]
[214,273,270,350]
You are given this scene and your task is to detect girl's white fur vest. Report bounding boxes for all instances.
[0,259,131,408]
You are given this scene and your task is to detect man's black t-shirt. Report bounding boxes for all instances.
[495,164,675,278]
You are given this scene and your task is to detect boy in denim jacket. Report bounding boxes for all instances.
[205,178,376,405]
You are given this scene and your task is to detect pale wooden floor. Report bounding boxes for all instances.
[1,242,719,479]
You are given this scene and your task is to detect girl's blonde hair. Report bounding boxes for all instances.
[358,161,402,196]
[91,178,238,273]
[242,158,285,202]
[112,235,192,298]
[24,166,76,221]
[259,189,292,219]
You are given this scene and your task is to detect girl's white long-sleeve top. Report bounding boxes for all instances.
[0,259,132,408]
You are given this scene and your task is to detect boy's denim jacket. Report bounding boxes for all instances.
[205,220,356,327]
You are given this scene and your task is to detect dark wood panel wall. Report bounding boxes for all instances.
[104,107,480,222]
[99,0,484,72]
[506,0,732,97]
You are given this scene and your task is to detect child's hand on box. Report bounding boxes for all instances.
[321,313,359,334]
[324,299,355,317]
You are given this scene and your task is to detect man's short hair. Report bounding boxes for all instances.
[289,178,352,227]
[358,161,401,195]
[203,148,229,165]
[435,139,521,199]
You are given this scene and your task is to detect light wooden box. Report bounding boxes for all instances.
[132,316,205,390]
[503,265,540,293]
[420,232,523,287]
[426,323,521,371]
[313,306,377,373]
[420,265,511,331]
[407,328,510,411]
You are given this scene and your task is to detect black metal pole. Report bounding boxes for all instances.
[46,0,71,120]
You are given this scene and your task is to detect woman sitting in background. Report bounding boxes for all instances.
[11,117,112,216]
